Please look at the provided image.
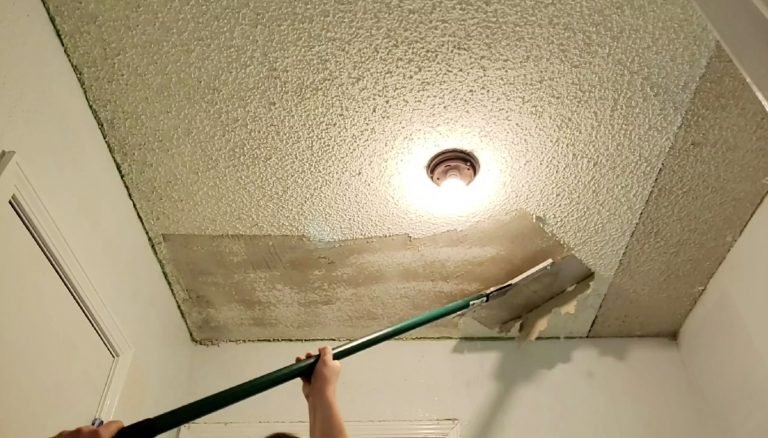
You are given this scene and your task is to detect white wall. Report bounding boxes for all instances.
[188,339,719,437]
[693,0,768,109]
[680,196,768,437]
[0,0,192,433]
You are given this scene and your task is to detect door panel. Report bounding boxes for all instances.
[0,201,114,437]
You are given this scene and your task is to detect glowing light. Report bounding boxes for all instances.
[390,129,502,219]
[440,174,469,191]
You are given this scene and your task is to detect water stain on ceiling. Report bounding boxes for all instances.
[42,0,768,341]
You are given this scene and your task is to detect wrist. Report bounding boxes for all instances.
[309,387,337,403]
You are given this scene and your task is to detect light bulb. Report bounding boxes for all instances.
[392,138,501,218]
[440,175,468,193]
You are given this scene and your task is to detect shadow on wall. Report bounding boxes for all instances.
[452,339,630,437]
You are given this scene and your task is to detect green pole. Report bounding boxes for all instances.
[114,292,489,438]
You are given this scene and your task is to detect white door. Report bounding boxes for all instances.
[0,201,114,437]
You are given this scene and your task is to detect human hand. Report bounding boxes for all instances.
[295,346,341,402]
[52,421,123,438]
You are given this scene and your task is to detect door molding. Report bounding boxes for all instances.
[0,150,133,419]
[180,420,460,438]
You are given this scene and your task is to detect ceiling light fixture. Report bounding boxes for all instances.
[426,149,480,188]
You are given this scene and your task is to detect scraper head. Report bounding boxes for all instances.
[466,254,594,334]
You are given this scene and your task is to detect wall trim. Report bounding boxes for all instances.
[180,420,460,438]
[0,150,134,420]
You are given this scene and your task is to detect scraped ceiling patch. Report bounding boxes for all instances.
[164,212,587,342]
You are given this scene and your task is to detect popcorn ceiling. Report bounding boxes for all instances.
[591,46,768,337]
[43,0,734,340]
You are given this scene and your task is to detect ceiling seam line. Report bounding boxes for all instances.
[586,46,719,338]
[39,0,200,343]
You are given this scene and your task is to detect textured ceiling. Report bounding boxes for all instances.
[43,0,768,341]
[591,46,768,336]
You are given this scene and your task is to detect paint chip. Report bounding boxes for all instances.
[558,298,579,315]
[525,316,549,341]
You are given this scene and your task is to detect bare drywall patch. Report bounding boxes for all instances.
[164,212,585,341]
[590,46,768,337]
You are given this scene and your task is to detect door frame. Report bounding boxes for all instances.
[0,150,133,420]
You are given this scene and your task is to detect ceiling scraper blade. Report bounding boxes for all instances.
[467,254,594,334]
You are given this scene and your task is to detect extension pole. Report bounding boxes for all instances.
[114,291,490,437]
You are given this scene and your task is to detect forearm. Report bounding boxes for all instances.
[309,393,347,438]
